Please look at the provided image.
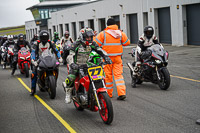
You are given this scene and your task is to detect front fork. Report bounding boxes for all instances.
[156,66,161,81]
[91,81,102,110]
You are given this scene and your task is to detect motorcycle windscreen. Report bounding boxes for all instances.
[39,49,57,68]
[149,44,164,56]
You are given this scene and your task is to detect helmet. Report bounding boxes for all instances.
[54,32,59,39]
[3,35,8,40]
[39,30,49,43]
[64,31,69,38]
[144,26,154,39]
[8,35,14,43]
[79,27,94,45]
[18,33,24,42]
[13,35,18,39]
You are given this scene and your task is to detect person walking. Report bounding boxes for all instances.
[95,18,130,100]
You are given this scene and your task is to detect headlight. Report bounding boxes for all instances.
[20,57,25,60]
[26,56,30,59]
[155,60,161,64]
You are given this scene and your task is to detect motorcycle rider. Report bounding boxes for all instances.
[132,26,160,87]
[30,34,38,46]
[52,32,60,44]
[0,35,8,46]
[11,34,31,75]
[60,31,74,65]
[2,35,15,69]
[62,27,112,104]
[30,30,62,96]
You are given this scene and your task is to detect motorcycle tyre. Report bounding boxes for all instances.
[158,67,170,90]
[48,75,56,99]
[98,92,113,125]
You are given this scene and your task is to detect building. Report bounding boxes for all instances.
[26,0,200,46]
[25,0,93,40]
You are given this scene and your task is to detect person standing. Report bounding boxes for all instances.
[95,18,130,100]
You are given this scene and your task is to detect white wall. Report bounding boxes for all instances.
[26,0,200,46]
[25,20,40,41]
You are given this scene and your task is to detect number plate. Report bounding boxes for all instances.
[88,66,103,80]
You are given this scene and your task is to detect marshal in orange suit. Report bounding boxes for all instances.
[95,18,130,100]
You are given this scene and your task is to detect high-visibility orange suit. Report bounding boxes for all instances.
[95,24,130,98]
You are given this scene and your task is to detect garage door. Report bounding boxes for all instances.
[186,4,200,45]
[129,14,138,44]
[158,7,172,44]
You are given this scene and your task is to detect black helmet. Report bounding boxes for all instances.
[79,27,94,44]
[39,30,49,42]
[18,33,24,42]
[13,35,18,39]
[144,26,154,39]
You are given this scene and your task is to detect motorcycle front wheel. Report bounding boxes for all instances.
[158,67,170,90]
[98,92,113,125]
[24,63,29,78]
[48,75,56,99]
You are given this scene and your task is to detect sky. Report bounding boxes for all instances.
[0,0,39,28]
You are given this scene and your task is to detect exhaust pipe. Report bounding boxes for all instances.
[127,62,134,72]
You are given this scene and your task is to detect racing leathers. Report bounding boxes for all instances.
[11,40,31,75]
[30,40,61,95]
[63,40,111,103]
[60,36,74,64]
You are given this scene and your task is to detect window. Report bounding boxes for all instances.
[45,10,48,19]
[40,11,44,19]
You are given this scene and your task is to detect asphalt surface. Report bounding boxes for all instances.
[0,44,200,133]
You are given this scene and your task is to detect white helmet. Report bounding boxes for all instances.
[7,35,14,43]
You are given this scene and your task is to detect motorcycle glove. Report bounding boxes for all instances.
[59,58,63,63]
[104,56,112,64]
[70,63,79,70]
[32,60,38,67]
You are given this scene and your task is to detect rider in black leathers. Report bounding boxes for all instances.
[11,33,31,75]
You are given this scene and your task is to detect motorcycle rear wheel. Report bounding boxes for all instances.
[98,92,113,125]
[158,67,170,90]
[48,75,56,99]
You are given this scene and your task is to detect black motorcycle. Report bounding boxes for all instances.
[37,49,59,99]
[62,40,72,65]
[127,44,170,90]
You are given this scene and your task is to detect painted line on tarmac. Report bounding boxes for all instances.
[123,66,200,83]
[170,75,200,83]
[17,77,76,133]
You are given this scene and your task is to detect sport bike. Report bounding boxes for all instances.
[127,44,170,90]
[37,49,60,99]
[18,47,31,77]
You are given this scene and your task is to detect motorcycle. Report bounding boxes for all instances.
[3,45,14,69]
[37,49,60,99]
[62,40,72,65]
[127,44,170,90]
[69,62,113,124]
[18,47,31,78]
[0,46,4,65]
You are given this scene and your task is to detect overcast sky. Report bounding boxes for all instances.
[0,0,39,28]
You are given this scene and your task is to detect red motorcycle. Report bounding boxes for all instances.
[70,62,113,124]
[18,47,31,77]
